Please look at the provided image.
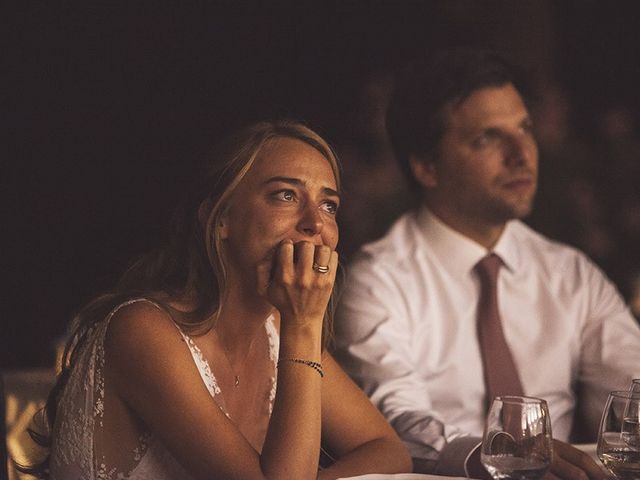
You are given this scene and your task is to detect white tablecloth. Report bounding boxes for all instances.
[339,475,467,480]
[338,444,601,479]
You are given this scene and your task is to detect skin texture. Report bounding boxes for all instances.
[103,137,411,479]
[220,137,341,315]
[411,83,538,249]
[414,84,607,480]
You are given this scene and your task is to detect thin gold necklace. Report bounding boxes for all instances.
[214,330,257,388]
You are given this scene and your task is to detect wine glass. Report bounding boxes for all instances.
[630,379,640,394]
[481,396,553,480]
[597,390,640,479]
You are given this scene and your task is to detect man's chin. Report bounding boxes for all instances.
[514,203,535,220]
[491,200,535,224]
[506,192,536,218]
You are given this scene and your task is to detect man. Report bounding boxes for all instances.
[334,49,640,479]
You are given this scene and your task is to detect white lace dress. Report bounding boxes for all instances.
[49,299,279,480]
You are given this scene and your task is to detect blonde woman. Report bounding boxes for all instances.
[30,120,411,480]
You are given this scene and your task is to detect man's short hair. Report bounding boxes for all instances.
[386,48,530,190]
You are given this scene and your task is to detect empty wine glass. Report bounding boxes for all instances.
[598,390,640,479]
[481,396,553,480]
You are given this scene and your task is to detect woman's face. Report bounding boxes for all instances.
[220,137,340,285]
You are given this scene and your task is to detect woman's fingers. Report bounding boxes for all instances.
[257,240,293,297]
[275,239,294,281]
[269,241,336,278]
[266,240,337,321]
[543,473,561,480]
[312,244,332,275]
[256,260,271,297]
[328,250,339,280]
[292,241,333,283]
[295,241,316,278]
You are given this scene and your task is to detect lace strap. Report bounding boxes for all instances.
[264,314,280,365]
[105,298,163,321]
[174,329,222,398]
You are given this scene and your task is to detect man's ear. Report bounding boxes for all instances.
[409,154,438,188]
[198,199,229,240]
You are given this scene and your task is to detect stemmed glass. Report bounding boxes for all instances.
[597,390,640,479]
[481,396,553,480]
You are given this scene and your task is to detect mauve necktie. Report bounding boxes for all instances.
[475,253,524,409]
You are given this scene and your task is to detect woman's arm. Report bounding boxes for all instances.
[105,241,340,480]
[260,240,336,478]
[317,353,413,479]
[106,303,270,479]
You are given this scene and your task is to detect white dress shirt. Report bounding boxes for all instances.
[335,207,640,476]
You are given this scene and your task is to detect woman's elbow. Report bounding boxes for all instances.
[388,437,412,473]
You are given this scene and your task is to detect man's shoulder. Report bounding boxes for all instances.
[511,220,581,252]
[354,210,427,269]
[509,220,596,271]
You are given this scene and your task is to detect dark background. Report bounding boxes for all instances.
[5,1,640,368]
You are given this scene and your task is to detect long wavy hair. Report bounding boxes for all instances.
[23,119,342,477]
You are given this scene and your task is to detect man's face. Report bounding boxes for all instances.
[421,83,538,230]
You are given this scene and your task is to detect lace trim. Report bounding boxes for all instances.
[180,334,222,397]
[56,299,280,480]
[133,432,152,461]
[93,299,160,479]
[94,299,161,421]
[265,315,279,415]
[176,314,279,417]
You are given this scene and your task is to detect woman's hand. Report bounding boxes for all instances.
[258,240,338,327]
[258,240,337,478]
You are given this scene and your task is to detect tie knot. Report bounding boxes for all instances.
[475,253,503,283]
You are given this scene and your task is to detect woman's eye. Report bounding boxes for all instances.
[273,190,295,202]
[322,200,339,215]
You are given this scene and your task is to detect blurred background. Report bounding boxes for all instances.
[5,0,640,368]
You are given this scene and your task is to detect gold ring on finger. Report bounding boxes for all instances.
[312,262,330,274]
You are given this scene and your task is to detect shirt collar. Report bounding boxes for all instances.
[492,221,521,273]
[416,207,521,275]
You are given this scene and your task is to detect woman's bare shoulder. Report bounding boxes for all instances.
[104,299,182,361]
[102,299,211,408]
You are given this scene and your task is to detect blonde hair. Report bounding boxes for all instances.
[24,120,341,478]
[200,120,341,334]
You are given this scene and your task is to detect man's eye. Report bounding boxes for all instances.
[475,134,489,146]
[521,121,534,134]
[473,131,499,148]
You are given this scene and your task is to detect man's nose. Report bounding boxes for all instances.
[505,135,536,167]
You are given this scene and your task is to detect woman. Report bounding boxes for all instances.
[33,120,411,479]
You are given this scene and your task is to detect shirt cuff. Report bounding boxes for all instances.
[432,436,482,477]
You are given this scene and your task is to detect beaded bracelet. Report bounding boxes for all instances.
[277,357,324,378]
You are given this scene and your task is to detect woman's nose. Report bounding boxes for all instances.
[297,205,323,237]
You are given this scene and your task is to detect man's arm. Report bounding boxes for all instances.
[577,256,640,440]
[334,257,479,477]
[542,254,639,480]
